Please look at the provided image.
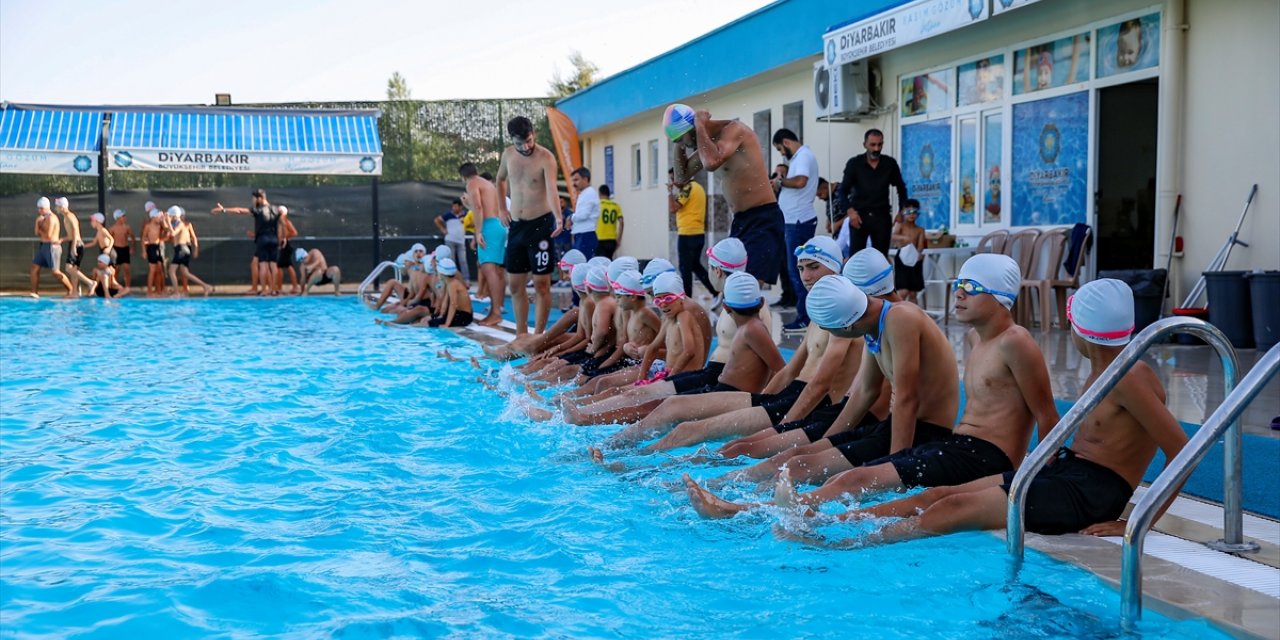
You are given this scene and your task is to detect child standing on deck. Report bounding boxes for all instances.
[892,199,926,304]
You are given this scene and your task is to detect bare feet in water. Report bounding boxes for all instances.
[683,473,751,519]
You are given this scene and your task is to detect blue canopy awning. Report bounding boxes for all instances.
[0,107,103,176]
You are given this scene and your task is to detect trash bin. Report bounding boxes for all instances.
[1204,271,1254,349]
[1099,269,1167,334]
[1247,271,1280,351]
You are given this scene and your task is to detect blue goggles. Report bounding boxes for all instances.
[641,269,676,287]
[855,266,893,288]
[793,244,841,265]
[955,278,1016,301]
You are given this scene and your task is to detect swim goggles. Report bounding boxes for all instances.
[854,266,893,290]
[611,280,646,297]
[641,270,676,288]
[1065,295,1134,341]
[954,279,1016,301]
[793,244,842,265]
[706,247,747,270]
[653,292,685,307]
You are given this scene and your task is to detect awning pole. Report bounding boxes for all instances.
[371,176,381,276]
[98,114,109,214]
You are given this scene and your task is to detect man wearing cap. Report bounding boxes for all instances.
[768,279,1188,547]
[568,167,600,260]
[30,197,73,297]
[771,129,821,330]
[645,237,863,452]
[53,197,97,296]
[298,247,342,296]
[141,208,169,296]
[496,116,563,336]
[667,104,786,291]
[109,209,136,289]
[214,189,281,296]
[668,168,717,299]
[840,129,908,256]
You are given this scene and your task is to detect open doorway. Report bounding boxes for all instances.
[1096,79,1158,271]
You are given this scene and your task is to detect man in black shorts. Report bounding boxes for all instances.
[214,188,282,295]
[496,116,562,335]
[667,103,785,288]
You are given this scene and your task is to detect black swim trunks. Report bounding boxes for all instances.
[255,234,280,262]
[173,243,192,267]
[505,213,557,275]
[67,243,85,267]
[750,379,831,425]
[277,241,294,268]
[115,245,131,266]
[583,356,641,379]
[1001,448,1135,535]
[873,434,1013,488]
[428,310,474,328]
[145,244,163,264]
[827,417,952,466]
[315,273,334,286]
[730,202,786,285]
[671,361,727,394]
[685,381,741,395]
[559,349,592,365]
[775,399,870,441]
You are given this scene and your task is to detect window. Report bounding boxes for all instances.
[753,109,771,168]
[648,139,659,186]
[631,143,641,188]
[782,101,804,142]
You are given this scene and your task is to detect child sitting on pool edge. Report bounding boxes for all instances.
[426,258,473,328]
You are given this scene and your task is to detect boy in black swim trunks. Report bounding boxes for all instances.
[109,209,136,288]
[762,279,1188,546]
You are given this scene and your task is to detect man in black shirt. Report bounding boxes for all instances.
[214,188,282,295]
[840,129,908,256]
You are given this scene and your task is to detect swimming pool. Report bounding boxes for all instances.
[0,298,1231,638]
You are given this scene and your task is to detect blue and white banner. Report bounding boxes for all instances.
[1011,91,1089,226]
[824,0,988,68]
[901,119,952,231]
[106,149,381,176]
[991,0,1042,16]
[0,150,97,176]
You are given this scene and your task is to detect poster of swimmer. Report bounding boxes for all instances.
[1010,91,1089,227]
[1097,13,1161,78]
[1013,32,1091,95]
[901,120,952,230]
[900,71,951,118]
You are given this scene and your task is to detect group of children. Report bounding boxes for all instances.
[369,243,474,328]
[424,234,1190,548]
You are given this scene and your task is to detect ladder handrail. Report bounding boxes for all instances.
[1121,343,1279,629]
[357,261,402,302]
[1007,317,1238,558]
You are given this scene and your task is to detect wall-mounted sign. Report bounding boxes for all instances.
[824,0,988,69]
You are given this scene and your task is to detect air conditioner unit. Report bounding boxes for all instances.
[814,60,871,119]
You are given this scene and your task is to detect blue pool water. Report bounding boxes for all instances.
[1,298,1232,638]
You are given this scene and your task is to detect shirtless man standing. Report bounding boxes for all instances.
[461,162,507,326]
[496,117,562,335]
[667,104,785,288]
[109,209,136,288]
[30,197,73,297]
[55,197,97,296]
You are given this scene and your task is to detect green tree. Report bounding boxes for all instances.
[386,72,412,100]
[548,51,599,99]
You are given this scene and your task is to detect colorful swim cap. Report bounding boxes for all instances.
[844,248,895,297]
[707,237,748,273]
[723,272,761,309]
[437,258,458,276]
[434,245,453,262]
[642,258,677,289]
[295,248,307,262]
[570,262,591,291]
[794,236,843,275]
[652,271,683,297]
[112,209,125,220]
[586,266,611,292]
[663,103,696,142]
[1068,279,1135,346]
[558,249,587,270]
[54,197,69,208]
[36,197,50,209]
[90,212,105,224]
[956,253,1020,309]
[613,270,645,296]
[808,275,869,330]
[608,256,640,282]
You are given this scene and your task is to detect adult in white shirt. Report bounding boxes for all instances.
[569,167,600,259]
[771,129,820,329]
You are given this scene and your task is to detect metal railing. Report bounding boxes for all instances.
[357,261,403,303]
[1121,343,1278,629]
[1005,318,1243,617]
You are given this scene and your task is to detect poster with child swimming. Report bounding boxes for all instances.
[1013,32,1091,95]
[1097,13,1161,78]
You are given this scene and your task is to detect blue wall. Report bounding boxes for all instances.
[556,0,904,133]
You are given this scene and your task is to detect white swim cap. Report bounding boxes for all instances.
[36,197,50,209]
[434,245,453,262]
[144,201,156,212]
[91,212,105,224]
[397,251,413,266]
[642,258,677,289]
[409,243,427,255]
[607,256,639,282]
[663,103,696,141]
[899,243,921,268]
[707,238,748,273]
[570,262,591,291]
[1068,279,1135,346]
[295,248,307,262]
[808,275,869,330]
[586,266,610,292]
[956,253,1021,309]
[112,209,125,220]
[558,249,586,269]
[277,205,288,215]
[437,258,458,276]
[587,256,612,272]
[613,270,645,296]
[167,205,182,218]
[149,209,162,219]
[723,272,761,310]
[844,248,895,297]
[793,236,843,275]
[652,271,683,297]
[54,196,69,208]
[96,254,111,266]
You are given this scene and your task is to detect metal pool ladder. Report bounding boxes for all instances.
[1004,316,1265,629]
[357,261,402,303]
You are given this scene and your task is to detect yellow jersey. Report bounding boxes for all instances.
[461,210,476,234]
[675,181,707,236]
[596,198,622,240]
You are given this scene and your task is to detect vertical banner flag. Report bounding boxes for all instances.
[1011,91,1089,226]
[545,107,583,204]
[901,119,952,231]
